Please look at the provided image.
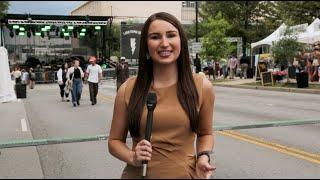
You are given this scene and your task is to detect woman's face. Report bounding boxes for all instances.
[147,20,181,65]
[64,63,68,69]
[74,60,79,67]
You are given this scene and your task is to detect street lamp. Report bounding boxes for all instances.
[195,1,201,73]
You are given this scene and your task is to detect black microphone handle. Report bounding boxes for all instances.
[142,109,153,165]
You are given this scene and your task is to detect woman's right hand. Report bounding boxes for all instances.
[131,139,152,167]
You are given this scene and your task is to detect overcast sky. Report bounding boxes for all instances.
[8,1,85,15]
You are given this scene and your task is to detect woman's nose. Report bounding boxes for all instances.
[160,36,169,47]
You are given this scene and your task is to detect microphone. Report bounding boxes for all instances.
[142,92,157,177]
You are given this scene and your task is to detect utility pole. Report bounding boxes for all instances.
[195,1,201,73]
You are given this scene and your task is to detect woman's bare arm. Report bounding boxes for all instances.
[108,81,135,166]
[196,77,215,154]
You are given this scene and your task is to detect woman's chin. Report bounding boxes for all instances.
[153,57,177,65]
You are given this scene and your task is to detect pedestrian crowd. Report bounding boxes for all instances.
[198,54,251,80]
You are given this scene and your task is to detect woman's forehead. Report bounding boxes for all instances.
[148,20,178,33]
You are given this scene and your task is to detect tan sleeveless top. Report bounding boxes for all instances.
[115,74,214,179]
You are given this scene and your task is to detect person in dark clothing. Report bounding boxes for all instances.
[240,54,250,79]
[115,57,129,91]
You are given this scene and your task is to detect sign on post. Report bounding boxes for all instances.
[191,42,201,53]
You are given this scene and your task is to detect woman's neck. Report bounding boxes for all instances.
[152,62,178,88]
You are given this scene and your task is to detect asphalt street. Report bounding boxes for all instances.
[0,79,319,178]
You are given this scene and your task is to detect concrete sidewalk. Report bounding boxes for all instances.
[212,77,320,95]
[0,100,43,178]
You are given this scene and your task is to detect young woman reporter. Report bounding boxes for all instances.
[108,12,215,179]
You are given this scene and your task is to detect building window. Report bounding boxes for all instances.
[182,1,186,7]
[189,1,195,8]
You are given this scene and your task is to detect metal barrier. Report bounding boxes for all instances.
[0,119,319,149]
[32,68,139,83]
[101,67,138,80]
[34,71,57,84]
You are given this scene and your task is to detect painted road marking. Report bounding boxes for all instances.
[82,91,115,103]
[218,130,320,165]
[21,118,28,132]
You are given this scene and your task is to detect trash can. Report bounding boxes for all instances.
[296,72,309,88]
[15,83,27,98]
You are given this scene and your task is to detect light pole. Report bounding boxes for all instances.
[195,1,201,73]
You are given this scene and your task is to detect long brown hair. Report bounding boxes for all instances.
[128,12,199,137]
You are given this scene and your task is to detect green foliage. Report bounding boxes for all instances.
[200,1,280,53]
[200,12,234,61]
[110,24,120,52]
[0,1,9,19]
[276,1,320,25]
[271,28,304,67]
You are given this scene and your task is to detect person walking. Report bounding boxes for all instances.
[12,67,22,84]
[228,55,237,79]
[67,59,84,107]
[28,68,36,89]
[240,54,249,79]
[57,62,70,102]
[207,59,215,80]
[108,12,215,179]
[20,69,29,85]
[115,56,129,91]
[86,56,103,105]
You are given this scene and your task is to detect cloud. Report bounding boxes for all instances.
[8,1,84,15]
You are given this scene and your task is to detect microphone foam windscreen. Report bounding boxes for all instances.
[147,92,157,104]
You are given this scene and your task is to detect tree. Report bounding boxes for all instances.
[200,1,280,54]
[200,12,235,61]
[271,27,304,83]
[0,1,9,20]
[109,24,120,57]
[271,27,304,68]
[275,1,320,25]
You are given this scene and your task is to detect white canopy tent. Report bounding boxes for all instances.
[251,23,287,49]
[297,18,320,44]
[251,19,320,49]
[0,28,17,103]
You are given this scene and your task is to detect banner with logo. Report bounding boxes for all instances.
[120,23,144,65]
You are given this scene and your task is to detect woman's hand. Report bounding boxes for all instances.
[131,139,152,167]
[196,156,216,179]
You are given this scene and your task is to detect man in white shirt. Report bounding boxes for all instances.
[86,56,102,105]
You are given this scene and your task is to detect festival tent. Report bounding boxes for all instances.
[297,18,320,44]
[251,23,287,49]
[0,46,17,103]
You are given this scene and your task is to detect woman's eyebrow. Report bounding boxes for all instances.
[148,30,178,36]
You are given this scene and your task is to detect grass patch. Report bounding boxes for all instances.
[243,82,320,89]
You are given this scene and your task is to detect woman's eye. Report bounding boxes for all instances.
[150,35,159,39]
[167,33,176,38]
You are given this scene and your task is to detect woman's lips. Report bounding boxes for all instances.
[158,50,172,57]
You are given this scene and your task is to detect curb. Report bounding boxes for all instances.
[213,83,320,95]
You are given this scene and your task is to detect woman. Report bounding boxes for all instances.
[108,12,215,179]
[12,67,22,84]
[29,68,35,89]
[67,59,84,107]
[57,62,70,102]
